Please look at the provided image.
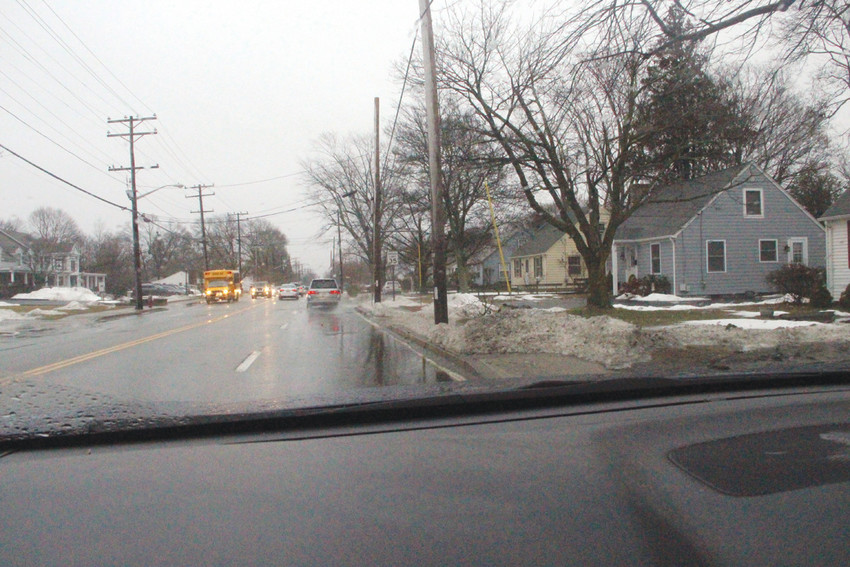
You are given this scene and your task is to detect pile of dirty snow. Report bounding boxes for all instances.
[13,287,101,303]
[0,309,25,322]
[449,310,648,369]
[25,308,65,317]
[57,301,90,311]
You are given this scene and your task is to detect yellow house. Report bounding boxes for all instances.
[509,213,609,289]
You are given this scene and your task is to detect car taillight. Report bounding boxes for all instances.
[307,290,316,295]
[330,290,341,295]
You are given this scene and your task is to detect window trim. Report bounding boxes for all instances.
[650,243,661,274]
[706,240,727,273]
[758,239,778,263]
[743,188,764,218]
[533,256,543,279]
[567,255,582,276]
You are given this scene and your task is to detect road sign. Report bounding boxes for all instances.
[387,251,399,266]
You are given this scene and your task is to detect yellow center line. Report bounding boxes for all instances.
[4,303,257,383]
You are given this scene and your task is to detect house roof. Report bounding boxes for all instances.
[615,164,751,241]
[512,223,566,257]
[820,189,850,220]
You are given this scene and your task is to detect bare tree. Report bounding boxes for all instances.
[302,133,404,285]
[437,2,672,306]
[780,0,850,114]
[28,207,82,247]
[394,99,512,291]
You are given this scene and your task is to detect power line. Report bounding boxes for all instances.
[39,0,153,114]
[0,102,124,184]
[0,142,129,211]
[215,171,302,188]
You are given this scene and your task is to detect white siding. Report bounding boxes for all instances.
[827,219,850,298]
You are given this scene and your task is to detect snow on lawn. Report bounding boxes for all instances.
[13,287,101,303]
[678,318,824,329]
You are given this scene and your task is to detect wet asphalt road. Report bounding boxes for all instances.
[0,297,457,407]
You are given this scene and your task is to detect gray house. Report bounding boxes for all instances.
[612,163,825,297]
[469,228,533,288]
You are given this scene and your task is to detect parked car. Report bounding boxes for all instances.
[250,281,272,299]
[306,278,341,308]
[278,283,299,300]
[382,280,403,295]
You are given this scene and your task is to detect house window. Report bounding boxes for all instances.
[706,240,726,273]
[567,255,582,276]
[744,189,763,217]
[759,240,778,262]
[54,258,63,271]
[650,243,661,274]
[533,256,543,278]
[513,259,522,278]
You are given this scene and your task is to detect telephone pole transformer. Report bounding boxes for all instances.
[187,184,215,270]
[107,115,158,311]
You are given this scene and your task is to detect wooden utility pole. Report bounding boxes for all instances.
[373,96,382,303]
[419,0,448,323]
[337,210,345,291]
[187,184,214,271]
[232,211,248,275]
[107,115,158,311]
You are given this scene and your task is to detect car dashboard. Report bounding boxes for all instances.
[3,380,850,566]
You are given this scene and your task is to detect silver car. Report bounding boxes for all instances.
[306,278,341,308]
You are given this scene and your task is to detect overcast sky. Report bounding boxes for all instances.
[0,0,431,274]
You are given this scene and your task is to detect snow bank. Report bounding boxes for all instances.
[26,308,65,317]
[0,309,25,322]
[13,287,101,302]
[57,301,90,311]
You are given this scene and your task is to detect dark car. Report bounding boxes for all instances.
[306,278,341,308]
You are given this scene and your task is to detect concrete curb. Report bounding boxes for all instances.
[354,306,485,381]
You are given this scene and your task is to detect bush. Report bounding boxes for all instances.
[620,274,671,296]
[765,264,825,305]
[810,284,833,308]
[839,283,850,310]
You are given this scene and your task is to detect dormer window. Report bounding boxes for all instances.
[744,188,763,217]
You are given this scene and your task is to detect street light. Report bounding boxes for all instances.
[127,183,184,201]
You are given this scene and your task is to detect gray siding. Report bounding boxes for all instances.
[674,172,825,296]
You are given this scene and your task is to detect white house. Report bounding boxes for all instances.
[820,190,850,298]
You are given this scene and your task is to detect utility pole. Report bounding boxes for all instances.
[107,115,158,311]
[232,211,248,275]
[187,184,214,271]
[419,0,449,323]
[373,96,383,303]
[337,209,345,291]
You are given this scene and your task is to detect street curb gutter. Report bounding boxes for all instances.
[97,307,169,321]
[354,306,484,381]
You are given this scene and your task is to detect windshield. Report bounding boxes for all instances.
[3,0,850,442]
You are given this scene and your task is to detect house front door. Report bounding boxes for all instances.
[624,245,639,281]
[787,238,808,265]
